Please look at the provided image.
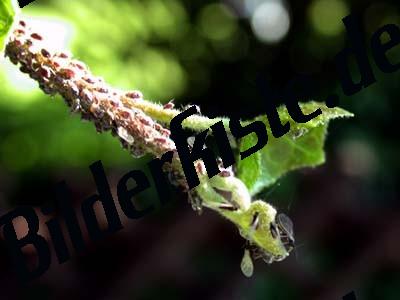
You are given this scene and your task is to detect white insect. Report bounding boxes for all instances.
[240,248,254,278]
[117,126,134,144]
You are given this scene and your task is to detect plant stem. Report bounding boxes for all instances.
[126,98,230,132]
[4,19,292,274]
[4,18,232,201]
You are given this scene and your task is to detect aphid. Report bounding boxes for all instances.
[12,39,22,47]
[90,104,104,119]
[19,20,26,27]
[240,248,254,278]
[126,91,143,99]
[80,89,93,105]
[96,87,108,93]
[161,129,171,137]
[38,67,51,79]
[187,136,195,148]
[219,169,232,178]
[69,84,80,99]
[60,68,75,79]
[39,83,56,95]
[163,101,175,109]
[139,117,152,126]
[83,77,95,84]
[154,124,163,131]
[276,213,295,251]
[31,62,40,70]
[8,54,19,65]
[58,52,69,59]
[74,62,86,70]
[119,109,131,119]
[31,33,43,40]
[94,122,104,133]
[71,99,81,112]
[277,214,293,238]
[117,127,134,145]
[96,77,105,83]
[15,29,25,35]
[110,100,120,108]
[52,61,60,68]
[41,49,51,58]
[19,66,29,73]
[101,119,113,131]
[105,108,115,121]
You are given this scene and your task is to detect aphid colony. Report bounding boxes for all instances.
[3,20,295,280]
[6,20,175,160]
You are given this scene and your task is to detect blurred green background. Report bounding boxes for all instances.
[0,0,399,299]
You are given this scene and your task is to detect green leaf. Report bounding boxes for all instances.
[0,0,19,52]
[237,102,353,196]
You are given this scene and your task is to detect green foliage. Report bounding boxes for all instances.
[0,0,19,51]
[237,102,354,196]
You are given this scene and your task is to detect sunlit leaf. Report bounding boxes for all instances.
[0,0,19,51]
[237,102,353,196]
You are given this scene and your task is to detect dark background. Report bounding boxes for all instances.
[0,0,399,299]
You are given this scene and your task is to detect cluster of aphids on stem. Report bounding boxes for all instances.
[4,19,237,213]
[5,20,175,158]
[3,19,301,279]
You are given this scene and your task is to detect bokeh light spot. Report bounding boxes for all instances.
[251,0,291,44]
[309,0,349,37]
[198,3,237,41]
[337,139,378,178]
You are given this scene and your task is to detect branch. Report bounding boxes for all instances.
[4,19,292,276]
